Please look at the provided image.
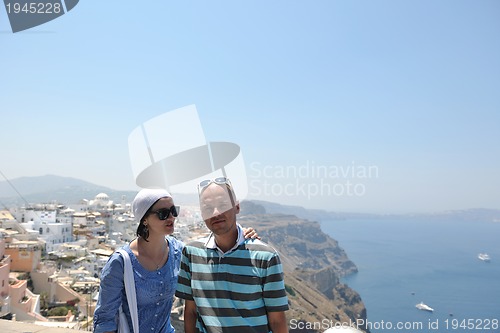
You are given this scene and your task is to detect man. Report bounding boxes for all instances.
[175,177,289,333]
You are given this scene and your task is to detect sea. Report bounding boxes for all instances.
[319,218,500,333]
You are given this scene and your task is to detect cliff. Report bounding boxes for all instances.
[239,201,368,332]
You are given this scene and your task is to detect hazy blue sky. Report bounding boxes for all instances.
[1,1,499,213]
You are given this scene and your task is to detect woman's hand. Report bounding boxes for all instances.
[243,227,261,240]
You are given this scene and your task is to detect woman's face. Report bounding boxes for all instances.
[144,197,176,236]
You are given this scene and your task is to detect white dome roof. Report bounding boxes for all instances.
[95,193,109,200]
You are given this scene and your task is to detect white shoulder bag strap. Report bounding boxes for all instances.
[117,249,139,333]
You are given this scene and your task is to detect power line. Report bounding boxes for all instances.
[0,170,32,207]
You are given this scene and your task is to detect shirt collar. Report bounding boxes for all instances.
[205,223,245,254]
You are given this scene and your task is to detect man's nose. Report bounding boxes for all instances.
[212,207,221,216]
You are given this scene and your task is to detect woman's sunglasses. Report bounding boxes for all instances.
[149,205,180,220]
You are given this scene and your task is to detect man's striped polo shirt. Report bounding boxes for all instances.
[175,225,289,333]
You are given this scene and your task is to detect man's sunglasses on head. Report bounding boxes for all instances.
[198,177,232,193]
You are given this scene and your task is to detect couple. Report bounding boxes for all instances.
[94,178,289,333]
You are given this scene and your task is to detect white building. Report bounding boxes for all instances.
[10,207,73,253]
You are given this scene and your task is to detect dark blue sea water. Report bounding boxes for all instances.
[320,218,500,333]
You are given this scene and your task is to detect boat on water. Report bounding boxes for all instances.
[478,253,491,262]
[416,302,434,312]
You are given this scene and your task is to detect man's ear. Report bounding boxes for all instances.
[235,201,240,214]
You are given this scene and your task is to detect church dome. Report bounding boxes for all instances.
[95,193,109,201]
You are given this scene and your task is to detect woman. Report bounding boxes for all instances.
[94,188,257,333]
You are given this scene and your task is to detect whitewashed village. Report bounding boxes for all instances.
[0,192,205,331]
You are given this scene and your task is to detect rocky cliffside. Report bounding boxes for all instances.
[239,201,368,332]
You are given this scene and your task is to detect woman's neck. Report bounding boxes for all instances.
[134,235,169,271]
[138,234,166,252]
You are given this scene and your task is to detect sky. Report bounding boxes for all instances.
[1,0,499,214]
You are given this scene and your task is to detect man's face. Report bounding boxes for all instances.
[199,183,239,235]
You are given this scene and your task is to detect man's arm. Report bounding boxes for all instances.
[267,311,288,333]
[184,299,198,333]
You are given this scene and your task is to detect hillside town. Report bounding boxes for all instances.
[0,192,206,331]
